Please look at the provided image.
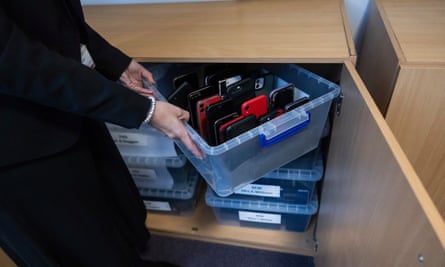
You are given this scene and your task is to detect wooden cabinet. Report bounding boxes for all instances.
[357,0,445,219]
[82,1,443,266]
[2,1,443,266]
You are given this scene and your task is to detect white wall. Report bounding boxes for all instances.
[344,0,371,52]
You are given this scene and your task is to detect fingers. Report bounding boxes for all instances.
[141,69,155,85]
[122,60,157,95]
[174,109,202,158]
[164,122,203,159]
[180,131,204,159]
[149,101,203,159]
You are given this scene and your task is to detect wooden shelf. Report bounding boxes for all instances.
[83,0,353,63]
[145,188,316,256]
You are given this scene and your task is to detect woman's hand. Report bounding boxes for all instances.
[121,60,203,159]
[120,60,155,97]
[149,100,204,159]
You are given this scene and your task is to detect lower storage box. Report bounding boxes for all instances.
[138,164,202,216]
[106,123,187,168]
[129,164,191,190]
[234,147,323,205]
[205,186,318,232]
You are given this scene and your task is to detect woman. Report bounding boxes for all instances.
[0,0,201,266]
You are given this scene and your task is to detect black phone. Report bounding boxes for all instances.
[212,112,240,145]
[217,74,243,96]
[205,98,235,146]
[269,83,295,110]
[258,109,284,124]
[205,68,239,88]
[173,72,199,92]
[203,64,230,85]
[187,86,218,129]
[224,114,257,141]
[284,96,310,112]
[250,71,275,96]
[224,77,256,109]
[168,81,194,110]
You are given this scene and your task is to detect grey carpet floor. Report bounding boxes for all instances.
[147,234,315,267]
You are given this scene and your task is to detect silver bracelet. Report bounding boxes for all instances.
[142,96,156,125]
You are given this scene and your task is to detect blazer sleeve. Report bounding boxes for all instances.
[0,6,150,129]
[83,23,132,82]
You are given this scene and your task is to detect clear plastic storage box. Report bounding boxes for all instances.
[129,164,191,190]
[148,63,340,197]
[205,186,318,232]
[138,164,202,216]
[234,147,323,205]
[106,123,187,168]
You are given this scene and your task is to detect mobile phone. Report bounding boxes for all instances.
[173,72,199,92]
[258,109,284,124]
[218,74,243,96]
[218,115,246,144]
[213,112,239,145]
[225,77,256,109]
[241,94,268,119]
[168,81,194,110]
[250,71,275,95]
[187,86,218,129]
[196,95,223,140]
[269,83,295,110]
[203,64,230,85]
[284,96,310,112]
[205,98,235,146]
[254,77,265,90]
[205,68,239,88]
[225,77,254,97]
[224,114,257,141]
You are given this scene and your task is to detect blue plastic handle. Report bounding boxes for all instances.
[259,112,311,148]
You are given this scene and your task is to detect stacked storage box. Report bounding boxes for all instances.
[205,148,323,232]
[138,163,201,216]
[107,123,202,216]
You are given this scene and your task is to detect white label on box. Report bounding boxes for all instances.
[110,132,147,146]
[235,184,281,198]
[129,168,157,180]
[143,200,171,211]
[238,211,282,224]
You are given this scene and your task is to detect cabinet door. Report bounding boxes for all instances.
[385,66,445,218]
[315,62,445,267]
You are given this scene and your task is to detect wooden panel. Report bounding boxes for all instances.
[0,248,15,267]
[339,1,357,64]
[315,61,445,267]
[146,189,315,256]
[356,0,400,115]
[378,0,445,64]
[386,66,445,218]
[82,0,350,63]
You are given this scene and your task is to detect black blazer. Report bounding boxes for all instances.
[0,0,151,167]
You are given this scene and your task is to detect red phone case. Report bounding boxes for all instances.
[241,94,268,119]
[196,95,222,138]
